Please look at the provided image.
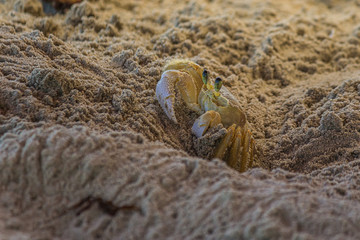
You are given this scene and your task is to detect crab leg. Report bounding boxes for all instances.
[156,70,201,123]
[248,137,255,168]
[213,124,236,160]
[213,124,253,172]
[239,128,251,172]
[228,126,242,169]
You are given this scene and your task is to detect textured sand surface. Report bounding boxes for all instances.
[1,0,360,239]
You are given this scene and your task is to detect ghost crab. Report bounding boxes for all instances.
[156,59,255,172]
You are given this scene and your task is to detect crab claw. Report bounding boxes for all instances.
[156,70,178,123]
[192,110,222,138]
[156,69,201,123]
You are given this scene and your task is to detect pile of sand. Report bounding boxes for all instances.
[0,0,360,239]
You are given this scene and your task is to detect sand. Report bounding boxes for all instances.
[0,0,360,239]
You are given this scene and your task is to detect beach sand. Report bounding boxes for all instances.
[0,0,360,239]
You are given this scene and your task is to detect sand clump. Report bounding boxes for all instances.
[1,126,360,239]
[0,0,360,239]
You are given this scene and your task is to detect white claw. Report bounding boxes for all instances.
[156,70,178,123]
[192,111,222,138]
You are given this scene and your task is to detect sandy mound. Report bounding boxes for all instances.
[1,0,360,239]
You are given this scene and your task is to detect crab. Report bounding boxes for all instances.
[156,59,255,172]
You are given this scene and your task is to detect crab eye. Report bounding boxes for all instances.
[214,77,222,92]
[202,69,208,85]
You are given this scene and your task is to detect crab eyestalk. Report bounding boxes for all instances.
[214,77,222,97]
[202,69,210,89]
